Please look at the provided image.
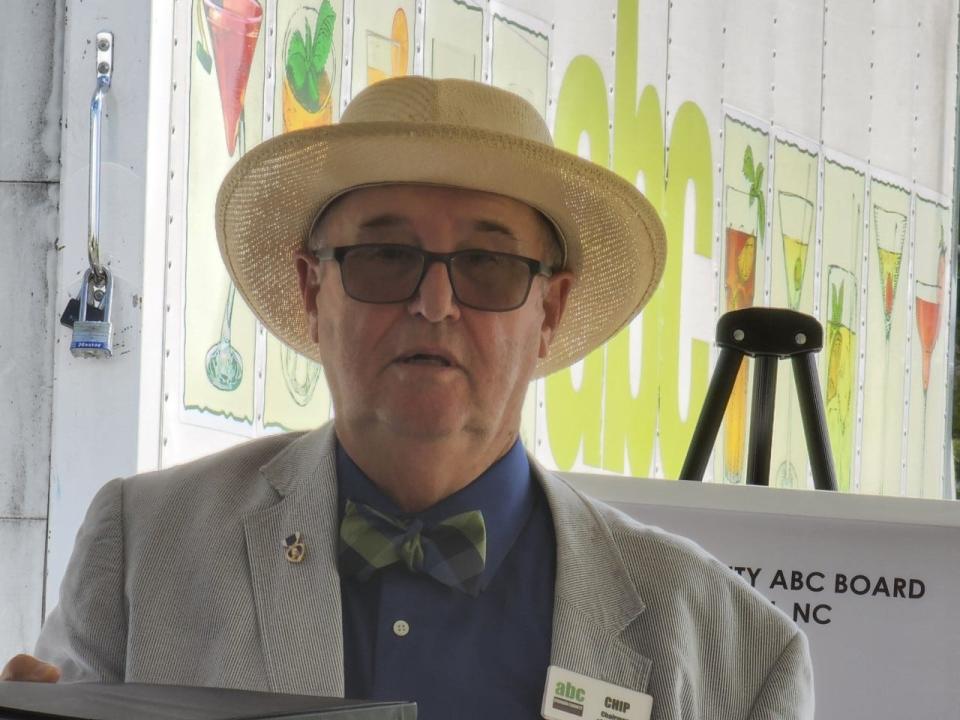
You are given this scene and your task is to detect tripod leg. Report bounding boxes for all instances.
[680,348,744,481]
[746,356,778,486]
[792,353,838,491]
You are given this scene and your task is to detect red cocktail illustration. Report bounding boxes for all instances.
[913,236,945,497]
[202,0,262,392]
[204,0,263,156]
[873,205,907,340]
[916,282,941,392]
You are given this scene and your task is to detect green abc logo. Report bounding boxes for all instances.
[555,680,586,702]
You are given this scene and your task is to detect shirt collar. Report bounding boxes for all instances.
[336,438,535,592]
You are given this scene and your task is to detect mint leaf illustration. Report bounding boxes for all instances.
[285,2,337,113]
[314,1,336,73]
[830,281,844,326]
[743,146,755,184]
[742,145,766,245]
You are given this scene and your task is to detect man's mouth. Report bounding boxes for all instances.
[398,353,454,367]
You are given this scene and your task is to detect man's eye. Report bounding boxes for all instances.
[460,251,501,268]
[369,246,416,263]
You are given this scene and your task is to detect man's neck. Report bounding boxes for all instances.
[333,423,519,513]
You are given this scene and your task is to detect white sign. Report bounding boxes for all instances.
[564,474,960,718]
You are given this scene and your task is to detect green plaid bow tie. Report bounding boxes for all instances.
[339,499,487,596]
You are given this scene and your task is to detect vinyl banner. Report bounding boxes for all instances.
[167,2,959,483]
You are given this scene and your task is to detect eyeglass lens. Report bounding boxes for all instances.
[339,245,537,311]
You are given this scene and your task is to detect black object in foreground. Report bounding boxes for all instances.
[680,307,837,490]
[0,682,416,720]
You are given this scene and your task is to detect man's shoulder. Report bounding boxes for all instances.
[120,428,325,515]
[541,469,795,630]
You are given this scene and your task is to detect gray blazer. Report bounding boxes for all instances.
[36,423,813,719]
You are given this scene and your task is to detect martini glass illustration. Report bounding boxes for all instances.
[824,265,857,492]
[365,8,409,87]
[914,237,946,497]
[775,191,815,488]
[722,186,758,483]
[282,2,337,132]
[874,206,907,340]
[203,0,262,392]
[872,205,906,493]
[280,345,323,407]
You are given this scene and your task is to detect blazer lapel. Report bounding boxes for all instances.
[244,423,345,697]
[535,463,652,693]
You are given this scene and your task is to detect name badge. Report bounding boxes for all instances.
[541,665,652,720]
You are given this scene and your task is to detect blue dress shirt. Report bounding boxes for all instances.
[337,439,556,719]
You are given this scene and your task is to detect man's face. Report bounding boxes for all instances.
[295,185,573,446]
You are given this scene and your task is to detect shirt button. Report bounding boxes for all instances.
[392,620,410,637]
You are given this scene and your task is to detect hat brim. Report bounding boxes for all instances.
[215,122,666,377]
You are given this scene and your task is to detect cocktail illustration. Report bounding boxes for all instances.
[282,2,337,132]
[775,190,815,487]
[779,192,814,310]
[202,0,263,391]
[722,186,759,483]
[365,8,409,87]
[280,345,323,407]
[203,0,262,157]
[914,232,946,496]
[873,205,907,340]
[872,204,907,493]
[824,265,857,492]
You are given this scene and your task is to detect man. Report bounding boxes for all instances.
[4,77,813,718]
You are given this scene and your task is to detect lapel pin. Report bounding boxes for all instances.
[283,532,306,564]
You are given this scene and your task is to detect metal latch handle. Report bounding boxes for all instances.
[88,31,113,283]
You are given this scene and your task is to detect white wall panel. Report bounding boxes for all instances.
[0,1,62,183]
[0,183,58,520]
[0,520,46,661]
[771,0,823,140]
[821,0,872,159]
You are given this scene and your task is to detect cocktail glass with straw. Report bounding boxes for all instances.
[722,186,758,483]
[202,0,262,392]
[824,264,857,492]
[774,191,814,487]
[872,204,907,493]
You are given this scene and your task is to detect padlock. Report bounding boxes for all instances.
[70,268,113,358]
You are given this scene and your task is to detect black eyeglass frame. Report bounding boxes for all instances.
[312,243,555,312]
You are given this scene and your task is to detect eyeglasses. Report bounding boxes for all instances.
[313,243,554,312]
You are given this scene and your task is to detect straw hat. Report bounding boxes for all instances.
[215,76,666,377]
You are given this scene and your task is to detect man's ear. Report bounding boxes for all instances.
[293,248,322,344]
[538,271,575,359]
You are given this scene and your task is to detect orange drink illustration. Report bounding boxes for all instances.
[723,186,758,483]
[366,8,409,87]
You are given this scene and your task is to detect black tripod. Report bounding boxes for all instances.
[680,307,838,490]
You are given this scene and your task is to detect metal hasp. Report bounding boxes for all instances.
[679,308,838,491]
[88,31,113,283]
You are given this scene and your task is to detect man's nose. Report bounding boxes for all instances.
[407,259,461,322]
